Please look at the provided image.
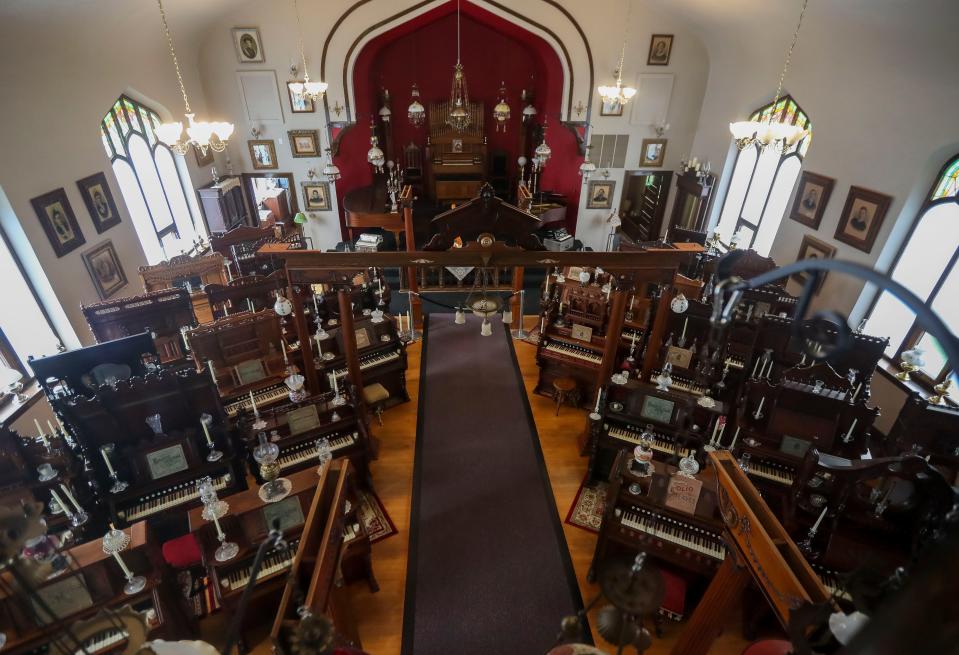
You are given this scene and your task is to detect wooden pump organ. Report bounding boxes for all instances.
[426,100,487,202]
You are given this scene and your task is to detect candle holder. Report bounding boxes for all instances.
[101,444,129,493]
[929,377,952,405]
[370,308,385,323]
[895,347,925,381]
[316,437,333,475]
[285,373,308,403]
[145,413,163,436]
[102,526,147,595]
[737,451,752,474]
[200,413,223,463]
[37,463,58,483]
[197,477,240,562]
[253,433,291,503]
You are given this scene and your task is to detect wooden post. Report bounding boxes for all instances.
[642,283,675,382]
[402,190,422,328]
[596,289,627,391]
[511,266,524,322]
[670,557,749,655]
[337,290,365,408]
[289,276,318,394]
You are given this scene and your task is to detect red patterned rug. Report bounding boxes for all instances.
[358,488,397,544]
[564,477,608,534]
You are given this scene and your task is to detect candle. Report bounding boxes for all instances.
[629,295,634,312]
[631,331,637,348]
[729,426,740,449]
[849,383,863,403]
[249,391,258,415]
[606,285,611,301]
[111,550,133,578]
[680,318,688,344]
[710,418,720,444]
[211,512,225,540]
[280,341,288,364]
[100,447,117,476]
[50,488,73,517]
[47,420,57,436]
[315,333,323,357]
[56,416,66,433]
[558,301,564,314]
[208,360,217,385]
[332,372,339,397]
[750,357,761,379]
[247,298,255,312]
[540,315,546,334]
[844,418,858,441]
[754,397,765,416]
[762,358,774,379]
[811,505,828,532]
[313,293,320,317]
[408,308,413,333]
[544,269,550,296]
[201,419,214,447]
[35,418,44,438]
[377,277,383,294]
[59,483,83,513]
[716,423,726,446]
[594,389,602,413]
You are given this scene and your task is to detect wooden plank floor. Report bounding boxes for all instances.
[344,317,753,654]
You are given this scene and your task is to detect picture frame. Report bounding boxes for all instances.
[301,181,331,211]
[833,186,893,253]
[586,180,616,209]
[248,139,278,170]
[789,171,835,229]
[81,240,127,300]
[30,188,85,257]
[194,146,214,167]
[286,82,315,113]
[647,34,674,66]
[791,234,837,293]
[600,98,624,117]
[232,27,265,64]
[640,138,667,167]
[76,172,121,234]
[288,130,320,158]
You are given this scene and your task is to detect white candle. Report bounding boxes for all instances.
[594,389,602,413]
[606,285,611,301]
[100,447,117,476]
[754,397,765,416]
[762,358,774,379]
[59,483,83,513]
[680,318,688,343]
[844,418,858,441]
[850,383,863,403]
[50,489,73,518]
[540,315,546,334]
[208,360,217,384]
[47,420,57,436]
[750,357,761,379]
[332,372,339,397]
[211,512,225,541]
[377,277,383,294]
[315,333,323,357]
[811,505,828,532]
[716,423,726,446]
[56,416,66,433]
[35,419,44,438]
[313,293,320,317]
[629,295,634,311]
[111,550,133,578]
[631,331,637,348]
[280,341,288,364]
[558,301,564,314]
[201,419,214,447]
[247,298,255,312]
[249,390,258,413]
[408,308,413,333]
[729,427,740,449]
[544,270,550,296]
[710,418,721,444]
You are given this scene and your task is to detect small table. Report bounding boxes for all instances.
[552,377,577,415]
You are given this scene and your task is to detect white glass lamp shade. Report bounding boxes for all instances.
[609,216,622,228]
[670,293,689,314]
[522,104,537,119]
[323,160,341,182]
[901,347,925,368]
[598,85,616,99]
[579,159,596,179]
[579,270,591,285]
[502,308,513,324]
[534,141,552,164]
[288,81,305,95]
[480,319,492,336]
[408,100,425,124]
[379,105,392,122]
[155,121,184,147]
[517,156,528,167]
[367,144,385,169]
[454,309,466,325]
[273,294,293,316]
[729,121,759,140]
[303,80,328,97]
[493,100,511,121]
[621,86,637,101]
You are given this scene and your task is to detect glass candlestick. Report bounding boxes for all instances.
[678,449,700,477]
[100,443,129,493]
[316,437,333,475]
[253,432,291,503]
[285,373,308,403]
[197,477,239,562]
[102,525,147,595]
[199,413,223,463]
[145,413,163,436]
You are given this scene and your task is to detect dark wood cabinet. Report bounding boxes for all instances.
[620,170,673,242]
[197,176,251,233]
[668,170,715,235]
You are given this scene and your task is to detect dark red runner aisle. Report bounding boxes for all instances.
[402,314,587,654]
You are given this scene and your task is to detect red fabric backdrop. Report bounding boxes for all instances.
[332,1,582,239]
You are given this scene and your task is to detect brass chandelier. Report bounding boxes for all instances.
[288,0,328,102]
[446,0,471,132]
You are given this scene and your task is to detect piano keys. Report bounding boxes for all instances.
[606,422,691,458]
[618,505,726,562]
[223,382,288,418]
[220,539,300,593]
[542,338,603,366]
[117,472,233,523]
[277,431,358,472]
[326,347,403,385]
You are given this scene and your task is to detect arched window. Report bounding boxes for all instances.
[100,96,203,264]
[864,155,959,383]
[715,96,812,255]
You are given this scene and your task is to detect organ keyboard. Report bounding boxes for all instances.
[73,627,130,655]
[220,539,299,592]
[542,339,603,366]
[118,472,232,522]
[619,505,726,561]
[224,383,288,417]
[744,456,796,487]
[607,423,691,458]
[277,431,358,472]
[326,348,402,384]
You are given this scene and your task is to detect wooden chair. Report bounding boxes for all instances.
[402,142,423,192]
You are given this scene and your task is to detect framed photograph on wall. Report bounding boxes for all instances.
[600,98,624,117]
[833,186,893,253]
[232,27,265,63]
[647,34,674,66]
[640,138,667,167]
[82,240,127,300]
[287,82,315,113]
[301,181,331,211]
[789,171,835,229]
[30,188,85,258]
[586,180,616,209]
[791,234,836,292]
[288,130,320,157]
[76,172,121,234]
[248,140,277,170]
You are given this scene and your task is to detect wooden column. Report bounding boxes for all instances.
[402,191,422,327]
[510,266,524,322]
[289,276,318,394]
[641,283,675,382]
[338,290,365,403]
[596,289,627,394]
[670,557,749,655]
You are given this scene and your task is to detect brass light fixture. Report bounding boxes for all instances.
[597,1,637,110]
[366,118,385,173]
[446,0,471,132]
[492,82,511,132]
[288,0,328,101]
[408,83,426,127]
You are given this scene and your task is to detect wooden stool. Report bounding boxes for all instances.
[552,377,577,415]
[363,383,390,425]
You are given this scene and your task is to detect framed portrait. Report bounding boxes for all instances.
[287,82,315,113]
[791,234,836,292]
[288,130,320,157]
[789,171,835,229]
[76,172,121,234]
[640,138,667,167]
[600,98,624,117]
[194,146,214,167]
[30,188,85,258]
[586,180,616,209]
[248,140,277,170]
[647,34,674,66]
[833,186,893,253]
[82,240,127,300]
[232,27,264,63]
[301,181,331,211]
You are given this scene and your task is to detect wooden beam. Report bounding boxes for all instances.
[402,192,422,327]
[337,289,364,404]
[669,557,749,655]
[641,286,673,381]
[511,266,524,320]
[596,289,627,395]
[290,282,318,394]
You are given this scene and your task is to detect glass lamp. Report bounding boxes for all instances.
[253,432,291,503]
[197,477,239,562]
[316,437,333,476]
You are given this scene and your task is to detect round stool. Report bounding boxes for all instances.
[742,639,794,655]
[552,377,577,415]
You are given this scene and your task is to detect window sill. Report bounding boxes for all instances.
[0,379,44,428]
[876,357,956,407]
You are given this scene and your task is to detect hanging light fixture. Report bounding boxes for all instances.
[729,0,809,152]
[579,125,596,181]
[534,119,552,167]
[288,0,328,102]
[153,0,233,155]
[493,82,511,132]
[367,118,385,173]
[597,3,637,110]
[446,0,471,132]
[408,83,426,127]
[322,147,340,182]
[379,89,392,123]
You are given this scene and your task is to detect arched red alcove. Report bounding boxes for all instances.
[333,0,582,240]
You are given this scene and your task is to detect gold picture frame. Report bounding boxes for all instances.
[288,130,320,158]
[640,138,667,167]
[248,140,277,170]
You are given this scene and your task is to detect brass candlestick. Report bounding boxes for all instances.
[929,377,952,405]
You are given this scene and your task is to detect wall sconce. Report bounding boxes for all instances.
[332,100,344,117]
[250,125,263,139]
[574,100,586,117]
[306,168,317,180]
[653,122,670,138]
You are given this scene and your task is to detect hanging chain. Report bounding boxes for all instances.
[616,0,633,83]
[156,0,191,113]
[772,0,809,109]
[293,0,308,77]
[456,0,461,64]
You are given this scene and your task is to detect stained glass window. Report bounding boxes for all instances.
[864,154,959,383]
[99,95,203,264]
[715,95,812,254]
